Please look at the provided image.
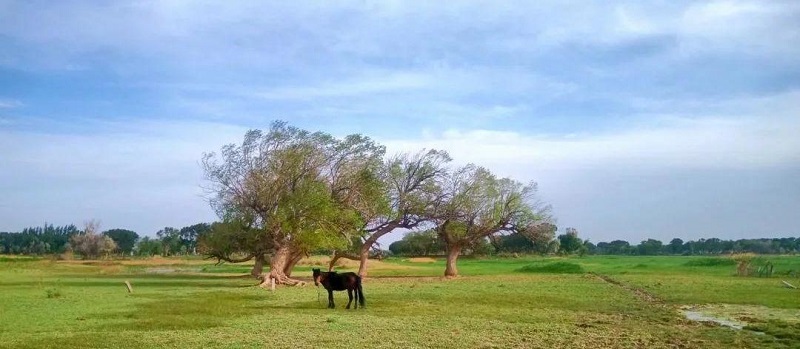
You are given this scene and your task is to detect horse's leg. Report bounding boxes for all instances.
[327,289,335,309]
[346,289,353,309]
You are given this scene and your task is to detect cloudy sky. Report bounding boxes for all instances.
[1,1,798,244]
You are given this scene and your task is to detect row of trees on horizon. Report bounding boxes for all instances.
[2,222,798,258]
[387,228,800,256]
[0,223,211,257]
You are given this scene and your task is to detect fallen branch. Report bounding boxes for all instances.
[124,280,133,293]
[782,280,797,289]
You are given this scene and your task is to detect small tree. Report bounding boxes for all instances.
[70,221,117,259]
[135,237,163,257]
[557,227,583,255]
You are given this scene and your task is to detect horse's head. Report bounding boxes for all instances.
[312,268,321,286]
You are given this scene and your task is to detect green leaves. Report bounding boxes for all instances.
[201,121,387,259]
[436,164,551,246]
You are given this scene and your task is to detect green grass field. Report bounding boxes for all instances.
[2,255,799,348]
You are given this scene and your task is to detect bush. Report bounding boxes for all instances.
[516,261,584,274]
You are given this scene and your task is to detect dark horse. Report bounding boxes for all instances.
[312,268,365,309]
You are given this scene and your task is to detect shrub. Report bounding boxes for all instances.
[45,288,62,299]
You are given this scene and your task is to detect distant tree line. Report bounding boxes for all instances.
[387,228,800,257]
[0,222,212,258]
[4,221,797,259]
[590,237,800,256]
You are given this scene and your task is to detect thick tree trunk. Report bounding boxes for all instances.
[250,253,266,278]
[444,245,462,278]
[353,221,402,276]
[258,245,305,288]
[357,247,370,277]
[283,251,304,277]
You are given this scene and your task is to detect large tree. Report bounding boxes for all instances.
[201,122,385,286]
[434,165,550,277]
[102,229,139,255]
[328,149,451,276]
[179,223,211,255]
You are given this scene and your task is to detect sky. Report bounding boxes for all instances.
[1,0,799,245]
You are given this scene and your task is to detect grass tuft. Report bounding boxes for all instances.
[45,288,62,298]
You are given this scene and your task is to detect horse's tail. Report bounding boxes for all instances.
[356,275,366,308]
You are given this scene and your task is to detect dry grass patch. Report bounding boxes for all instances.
[406,257,437,263]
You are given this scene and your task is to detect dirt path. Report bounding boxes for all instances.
[590,272,667,307]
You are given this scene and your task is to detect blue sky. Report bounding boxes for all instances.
[1,1,799,244]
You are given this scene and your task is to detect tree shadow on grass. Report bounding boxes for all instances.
[96,292,269,331]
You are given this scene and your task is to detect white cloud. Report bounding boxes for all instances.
[254,71,434,100]
[382,116,799,174]
[380,90,800,176]
[0,99,22,108]
[3,1,797,71]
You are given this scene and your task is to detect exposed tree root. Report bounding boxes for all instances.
[257,273,306,290]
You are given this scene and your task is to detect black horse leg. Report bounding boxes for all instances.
[346,289,353,309]
[327,289,335,309]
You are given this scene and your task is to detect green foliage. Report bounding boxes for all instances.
[102,229,139,254]
[201,121,386,265]
[557,228,583,255]
[637,239,663,255]
[756,261,774,278]
[0,224,79,255]
[45,288,62,299]
[388,230,444,256]
[516,261,585,274]
[134,236,163,256]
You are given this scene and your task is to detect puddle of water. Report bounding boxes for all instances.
[683,310,745,330]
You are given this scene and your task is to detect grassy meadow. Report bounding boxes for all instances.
[1,255,799,349]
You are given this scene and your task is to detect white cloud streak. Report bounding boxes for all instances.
[0,99,22,108]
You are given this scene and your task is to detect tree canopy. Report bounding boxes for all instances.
[201,122,387,284]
